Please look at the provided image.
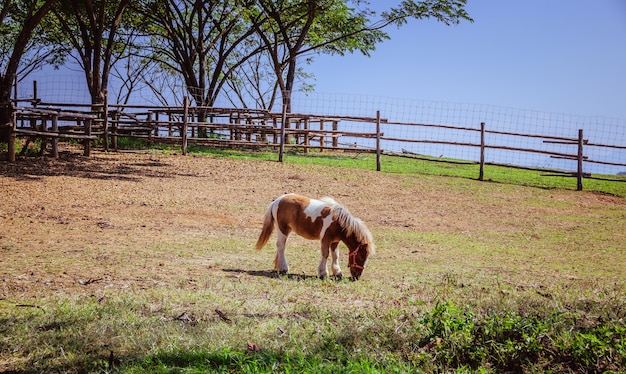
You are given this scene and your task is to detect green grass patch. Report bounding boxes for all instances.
[2,230,624,372]
[3,295,624,373]
[179,146,626,197]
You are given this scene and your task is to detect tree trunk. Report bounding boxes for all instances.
[1,0,59,145]
[0,78,13,143]
[0,117,12,144]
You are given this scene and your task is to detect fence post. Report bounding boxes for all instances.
[112,111,119,150]
[32,81,46,154]
[84,119,92,156]
[376,110,381,171]
[168,109,173,137]
[51,113,58,158]
[147,111,153,145]
[8,110,16,162]
[8,76,17,160]
[320,119,325,152]
[479,122,485,181]
[153,111,158,141]
[103,89,109,152]
[40,111,48,156]
[577,129,584,191]
[278,95,289,162]
[303,118,309,154]
[182,96,189,155]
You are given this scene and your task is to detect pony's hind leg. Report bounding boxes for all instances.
[330,242,342,278]
[274,231,289,275]
[317,243,330,279]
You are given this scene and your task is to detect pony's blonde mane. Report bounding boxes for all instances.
[320,197,375,254]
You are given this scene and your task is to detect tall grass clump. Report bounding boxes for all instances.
[385,302,624,373]
[121,300,625,373]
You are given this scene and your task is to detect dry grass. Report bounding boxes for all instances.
[0,150,624,372]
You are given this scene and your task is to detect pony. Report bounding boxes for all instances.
[255,193,375,280]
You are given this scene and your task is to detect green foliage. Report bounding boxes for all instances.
[126,347,414,373]
[114,136,150,150]
[0,0,61,81]
[565,323,626,371]
[382,0,473,27]
[411,303,552,371]
[308,0,388,57]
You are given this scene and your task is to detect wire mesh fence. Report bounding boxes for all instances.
[288,92,626,176]
[11,78,626,177]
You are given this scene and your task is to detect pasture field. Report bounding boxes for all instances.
[0,150,625,373]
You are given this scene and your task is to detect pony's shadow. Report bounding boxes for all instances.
[222,268,340,282]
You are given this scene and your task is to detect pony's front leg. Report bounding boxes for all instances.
[330,242,342,279]
[274,231,289,275]
[317,242,330,279]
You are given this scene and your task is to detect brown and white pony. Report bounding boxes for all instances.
[255,193,375,280]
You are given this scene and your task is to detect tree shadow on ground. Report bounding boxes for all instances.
[0,151,175,182]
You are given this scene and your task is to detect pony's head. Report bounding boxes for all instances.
[341,219,375,281]
[325,198,375,281]
[348,243,370,280]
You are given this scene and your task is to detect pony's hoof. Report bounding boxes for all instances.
[334,273,343,281]
[277,270,288,276]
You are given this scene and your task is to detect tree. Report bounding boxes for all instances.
[138,0,263,109]
[221,38,286,110]
[248,0,472,112]
[1,0,59,149]
[109,30,147,105]
[220,32,315,110]
[246,0,327,112]
[49,0,132,108]
[1,12,65,84]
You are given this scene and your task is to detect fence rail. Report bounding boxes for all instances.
[5,99,626,190]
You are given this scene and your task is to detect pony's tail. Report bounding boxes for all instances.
[255,205,275,250]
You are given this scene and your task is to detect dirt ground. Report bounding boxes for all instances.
[1,150,624,299]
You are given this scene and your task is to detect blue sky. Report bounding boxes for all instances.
[19,1,624,173]
[311,0,626,119]
[25,1,625,120]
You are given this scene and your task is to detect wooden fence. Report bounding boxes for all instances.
[380,120,626,185]
[10,107,97,160]
[6,99,626,190]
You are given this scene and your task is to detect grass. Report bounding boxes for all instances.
[3,231,624,373]
[2,274,624,372]
[1,144,625,373]
[185,145,626,197]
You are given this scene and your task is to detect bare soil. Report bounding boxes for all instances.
[1,150,624,299]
